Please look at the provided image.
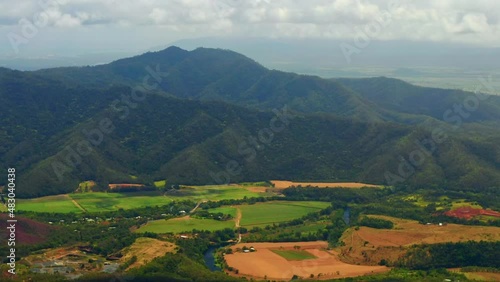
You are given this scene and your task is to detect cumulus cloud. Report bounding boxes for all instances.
[1,0,500,46]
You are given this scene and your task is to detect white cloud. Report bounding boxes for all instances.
[1,0,500,55]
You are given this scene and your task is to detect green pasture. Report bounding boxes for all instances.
[70,192,171,212]
[239,201,330,227]
[168,185,265,201]
[206,206,237,217]
[271,249,317,260]
[15,184,270,213]
[17,195,82,213]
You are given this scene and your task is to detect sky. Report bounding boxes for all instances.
[1,0,500,58]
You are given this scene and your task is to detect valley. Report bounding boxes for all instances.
[1,46,499,281]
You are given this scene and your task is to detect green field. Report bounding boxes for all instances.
[171,185,265,201]
[206,206,237,217]
[18,195,82,213]
[136,217,235,233]
[238,201,330,227]
[16,185,270,213]
[70,192,171,212]
[271,249,317,260]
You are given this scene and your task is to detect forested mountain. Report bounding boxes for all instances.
[1,47,500,197]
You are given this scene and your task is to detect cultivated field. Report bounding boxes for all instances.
[136,201,330,233]
[136,216,235,233]
[17,185,272,213]
[17,194,83,213]
[340,215,500,265]
[225,241,389,280]
[237,201,330,227]
[271,180,382,189]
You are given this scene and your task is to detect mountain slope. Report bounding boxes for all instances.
[1,76,498,197]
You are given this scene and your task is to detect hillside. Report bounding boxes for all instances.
[1,47,500,197]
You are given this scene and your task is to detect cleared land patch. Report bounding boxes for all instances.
[225,241,389,280]
[340,215,500,265]
[119,237,177,270]
[271,180,382,189]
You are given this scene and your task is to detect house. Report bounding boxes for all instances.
[180,235,189,239]
[243,250,250,253]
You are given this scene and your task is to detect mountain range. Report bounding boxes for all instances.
[1,46,500,197]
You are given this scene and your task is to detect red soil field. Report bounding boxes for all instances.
[0,214,56,245]
[444,206,500,220]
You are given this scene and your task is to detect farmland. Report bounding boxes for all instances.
[136,216,235,233]
[271,249,317,260]
[238,201,330,227]
[136,201,330,234]
[271,180,382,189]
[339,215,500,265]
[225,241,389,280]
[17,194,83,213]
[16,184,272,213]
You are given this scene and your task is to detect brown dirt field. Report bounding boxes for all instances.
[462,272,500,281]
[339,215,500,265]
[270,180,382,189]
[225,241,389,280]
[109,183,145,189]
[445,206,500,220]
[119,237,176,270]
[244,186,269,193]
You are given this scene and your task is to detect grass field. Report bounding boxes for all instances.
[271,249,317,260]
[206,206,237,217]
[138,201,330,234]
[18,195,82,213]
[136,216,235,233]
[238,201,330,227]
[16,185,271,213]
[173,185,267,201]
[70,192,171,212]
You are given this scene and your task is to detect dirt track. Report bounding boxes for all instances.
[225,241,389,280]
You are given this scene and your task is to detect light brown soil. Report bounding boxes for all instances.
[224,241,389,280]
[119,237,177,270]
[339,215,500,265]
[244,186,269,193]
[270,180,382,189]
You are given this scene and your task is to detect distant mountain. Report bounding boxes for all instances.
[1,47,500,197]
[35,47,419,123]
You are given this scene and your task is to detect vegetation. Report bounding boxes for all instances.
[136,217,235,234]
[238,201,330,227]
[398,241,500,269]
[271,249,317,260]
[358,216,394,229]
